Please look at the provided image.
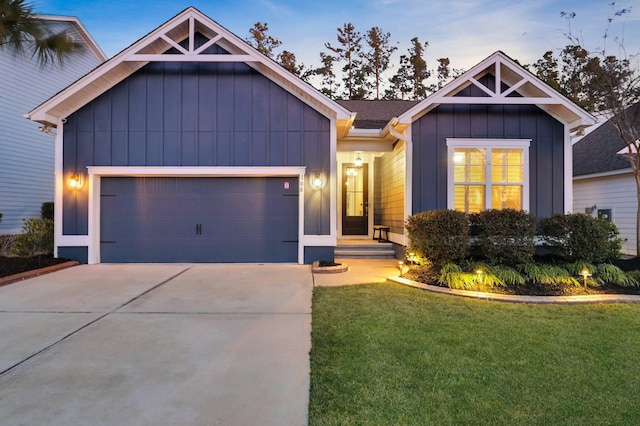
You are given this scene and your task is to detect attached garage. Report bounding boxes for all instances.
[99,176,299,263]
[28,8,348,265]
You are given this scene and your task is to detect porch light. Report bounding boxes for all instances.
[354,155,363,167]
[68,173,83,189]
[311,173,322,189]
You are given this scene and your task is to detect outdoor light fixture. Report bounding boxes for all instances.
[398,261,404,277]
[580,269,592,288]
[476,269,484,284]
[68,173,83,189]
[354,155,363,167]
[311,173,322,189]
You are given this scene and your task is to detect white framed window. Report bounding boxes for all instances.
[447,139,530,213]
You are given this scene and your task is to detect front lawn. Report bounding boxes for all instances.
[310,283,640,425]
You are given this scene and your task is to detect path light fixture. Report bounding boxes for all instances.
[398,261,404,277]
[580,269,592,288]
[476,269,484,285]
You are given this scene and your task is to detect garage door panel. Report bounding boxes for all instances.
[100,177,299,263]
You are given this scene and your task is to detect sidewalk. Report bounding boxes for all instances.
[312,258,401,286]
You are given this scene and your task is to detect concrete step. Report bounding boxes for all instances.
[334,242,396,259]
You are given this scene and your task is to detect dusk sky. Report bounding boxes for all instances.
[36,0,639,77]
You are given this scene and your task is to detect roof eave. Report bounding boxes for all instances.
[28,7,351,126]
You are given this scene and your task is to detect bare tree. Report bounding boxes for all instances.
[562,7,640,254]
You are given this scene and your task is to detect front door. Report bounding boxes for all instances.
[342,163,368,235]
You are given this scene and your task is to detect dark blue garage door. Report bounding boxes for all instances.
[100,177,299,263]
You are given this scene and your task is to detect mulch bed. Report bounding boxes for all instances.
[0,256,73,278]
[406,256,640,297]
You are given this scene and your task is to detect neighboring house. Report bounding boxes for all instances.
[0,15,106,235]
[27,7,595,264]
[573,107,640,255]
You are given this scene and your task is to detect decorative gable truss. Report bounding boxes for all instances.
[398,51,595,132]
[28,7,351,127]
[122,14,259,63]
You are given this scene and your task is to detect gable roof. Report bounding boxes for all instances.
[573,105,640,177]
[27,7,352,127]
[397,51,596,132]
[35,14,107,63]
[336,100,419,129]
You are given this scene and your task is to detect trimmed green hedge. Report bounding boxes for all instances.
[470,209,537,265]
[539,213,622,263]
[405,210,469,266]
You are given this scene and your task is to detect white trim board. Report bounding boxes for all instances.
[446,138,531,212]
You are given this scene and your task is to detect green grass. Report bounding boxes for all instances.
[310,283,640,425]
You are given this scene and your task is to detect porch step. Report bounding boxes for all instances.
[334,241,396,259]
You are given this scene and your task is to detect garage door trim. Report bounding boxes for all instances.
[86,166,306,264]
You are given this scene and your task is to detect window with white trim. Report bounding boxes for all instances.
[447,139,530,213]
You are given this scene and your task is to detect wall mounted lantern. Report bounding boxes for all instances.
[311,173,322,189]
[68,173,83,189]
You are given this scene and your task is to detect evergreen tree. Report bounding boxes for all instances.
[362,26,396,100]
[384,54,412,99]
[246,22,281,59]
[387,37,430,100]
[325,23,366,99]
[277,50,307,79]
[312,51,340,98]
[436,57,451,89]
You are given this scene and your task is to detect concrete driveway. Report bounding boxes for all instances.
[0,263,312,425]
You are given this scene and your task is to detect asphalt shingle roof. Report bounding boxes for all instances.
[573,105,640,176]
[336,99,420,129]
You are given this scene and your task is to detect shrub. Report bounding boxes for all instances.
[539,213,622,263]
[12,218,54,257]
[516,263,580,287]
[596,263,639,287]
[41,202,54,220]
[438,263,478,290]
[470,209,537,265]
[406,210,469,267]
[0,234,17,256]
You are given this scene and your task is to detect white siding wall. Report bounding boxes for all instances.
[573,172,637,256]
[0,21,103,234]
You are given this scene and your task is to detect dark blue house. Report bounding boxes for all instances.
[28,8,595,264]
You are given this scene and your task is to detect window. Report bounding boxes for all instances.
[447,139,530,213]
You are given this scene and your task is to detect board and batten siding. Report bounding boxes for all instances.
[573,172,637,256]
[374,143,405,235]
[411,103,565,218]
[61,58,331,237]
[0,21,102,234]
